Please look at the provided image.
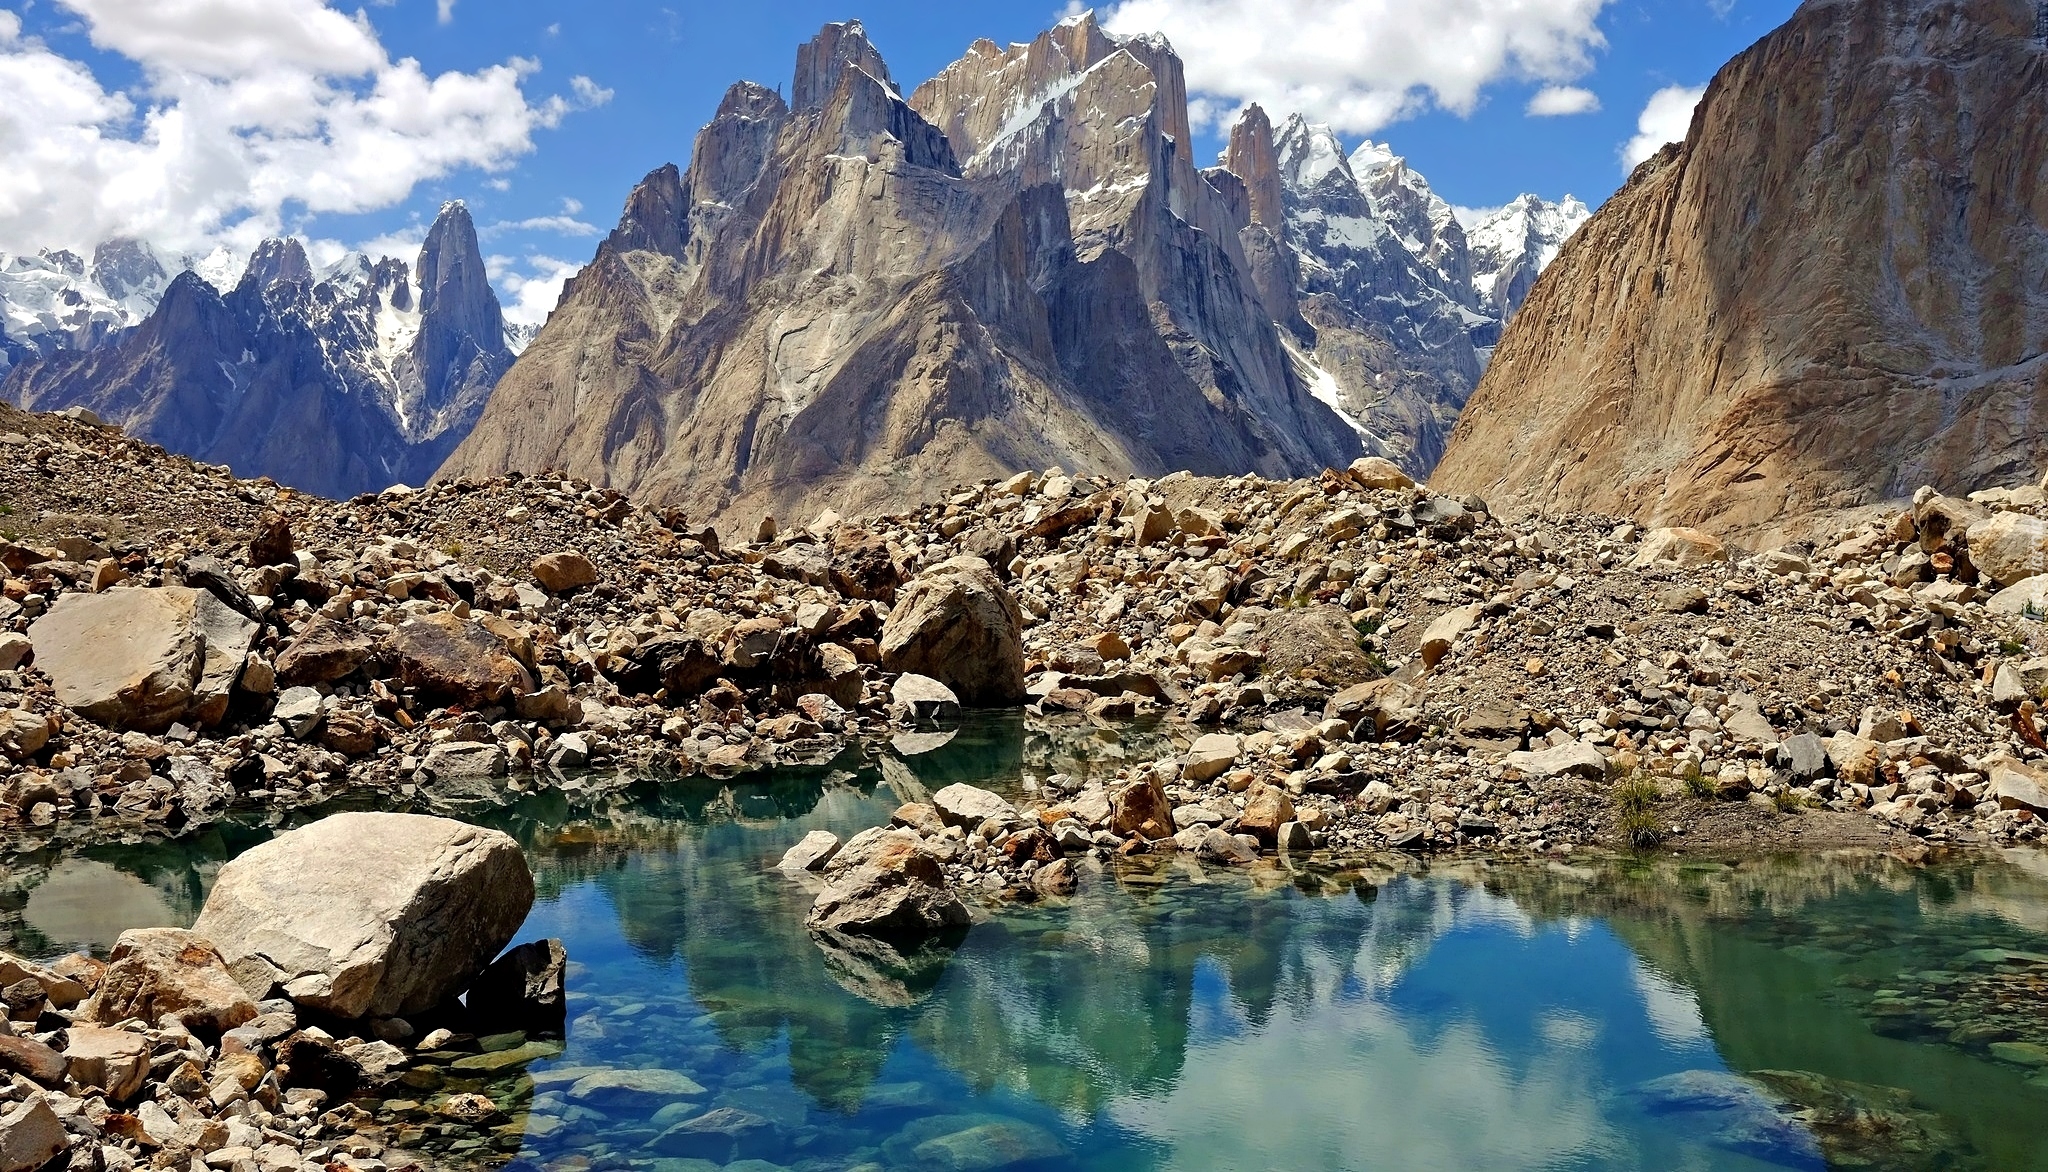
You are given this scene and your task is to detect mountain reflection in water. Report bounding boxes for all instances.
[0,717,2041,1171]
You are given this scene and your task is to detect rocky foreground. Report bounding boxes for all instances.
[11,400,2048,1159]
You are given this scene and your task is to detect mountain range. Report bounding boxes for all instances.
[440,14,1584,527]
[1,203,516,499]
[0,14,1581,512]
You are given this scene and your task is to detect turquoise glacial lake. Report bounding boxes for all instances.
[4,718,2045,1171]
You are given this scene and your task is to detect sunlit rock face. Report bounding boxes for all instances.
[1434,0,2048,536]
[441,15,1363,534]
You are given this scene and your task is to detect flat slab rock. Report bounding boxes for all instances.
[1505,741,1611,781]
[192,812,535,1020]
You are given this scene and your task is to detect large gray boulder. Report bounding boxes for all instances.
[25,586,251,732]
[880,557,1026,705]
[192,813,534,1019]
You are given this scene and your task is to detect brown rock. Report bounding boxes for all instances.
[1238,782,1296,846]
[388,613,537,707]
[531,551,598,594]
[249,510,295,568]
[25,587,206,732]
[1110,774,1173,840]
[805,830,970,940]
[829,528,903,601]
[82,928,258,1036]
[274,616,375,687]
[63,1025,150,1102]
[0,1098,68,1172]
[0,1036,64,1086]
[880,556,1026,705]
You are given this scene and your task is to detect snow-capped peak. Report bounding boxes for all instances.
[1273,115,1354,192]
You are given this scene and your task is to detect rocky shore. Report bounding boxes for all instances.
[11,398,2048,1161]
[9,401,2048,870]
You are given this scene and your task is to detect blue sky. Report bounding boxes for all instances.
[0,0,1800,323]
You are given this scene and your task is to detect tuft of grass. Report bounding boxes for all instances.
[442,541,465,558]
[1353,614,1384,639]
[0,500,13,518]
[1613,773,1664,849]
[1772,789,1810,813]
[2003,639,2030,657]
[1683,768,1716,801]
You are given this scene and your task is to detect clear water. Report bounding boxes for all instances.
[7,717,2048,1172]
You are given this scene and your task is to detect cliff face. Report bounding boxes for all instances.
[1432,0,2048,532]
[441,16,1363,531]
[2,204,512,498]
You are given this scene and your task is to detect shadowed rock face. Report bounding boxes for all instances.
[440,16,1362,535]
[1,203,512,499]
[1432,0,2048,537]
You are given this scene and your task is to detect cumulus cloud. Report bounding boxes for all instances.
[487,253,583,329]
[1620,83,1704,169]
[1525,84,1600,117]
[1098,0,1614,134]
[0,0,609,259]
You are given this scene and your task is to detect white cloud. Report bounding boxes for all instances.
[0,0,610,259]
[1620,83,1704,170]
[436,0,455,24]
[481,214,597,238]
[1525,84,1599,117]
[1099,0,1614,135]
[486,252,582,329]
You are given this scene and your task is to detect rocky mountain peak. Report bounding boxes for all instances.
[607,162,689,259]
[89,239,168,305]
[446,13,1360,530]
[792,19,896,111]
[238,238,314,298]
[1273,116,1360,201]
[415,201,503,361]
[1224,104,1285,229]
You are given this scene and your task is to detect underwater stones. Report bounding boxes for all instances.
[649,1106,778,1161]
[882,1114,1066,1171]
[193,812,534,1019]
[569,1068,707,1105]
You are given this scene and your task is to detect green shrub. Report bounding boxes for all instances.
[1613,773,1664,849]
